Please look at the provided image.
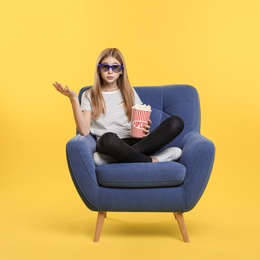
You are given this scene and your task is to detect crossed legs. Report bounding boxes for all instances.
[96,116,184,163]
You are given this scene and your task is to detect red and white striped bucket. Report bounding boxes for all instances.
[130,108,151,138]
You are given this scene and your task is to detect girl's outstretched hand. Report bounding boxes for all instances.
[53,81,77,100]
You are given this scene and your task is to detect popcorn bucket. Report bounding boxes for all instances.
[130,105,152,138]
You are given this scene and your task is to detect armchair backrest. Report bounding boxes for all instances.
[78,85,200,147]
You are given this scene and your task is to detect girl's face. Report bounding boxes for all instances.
[99,56,122,86]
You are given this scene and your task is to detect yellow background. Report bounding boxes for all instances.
[1,0,260,259]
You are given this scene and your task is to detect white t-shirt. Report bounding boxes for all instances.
[81,89,142,139]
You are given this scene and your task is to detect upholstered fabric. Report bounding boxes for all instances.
[96,162,186,188]
[66,85,215,213]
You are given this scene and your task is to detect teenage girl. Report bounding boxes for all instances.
[53,48,184,165]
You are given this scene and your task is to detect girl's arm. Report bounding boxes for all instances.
[53,82,91,136]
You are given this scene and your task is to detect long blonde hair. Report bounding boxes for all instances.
[87,48,134,121]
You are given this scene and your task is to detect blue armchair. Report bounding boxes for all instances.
[66,85,215,242]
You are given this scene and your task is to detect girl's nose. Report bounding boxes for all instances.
[108,68,113,73]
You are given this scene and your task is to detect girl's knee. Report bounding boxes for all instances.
[175,116,184,131]
[96,132,119,153]
[167,116,184,133]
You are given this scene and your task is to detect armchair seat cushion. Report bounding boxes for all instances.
[96,162,186,188]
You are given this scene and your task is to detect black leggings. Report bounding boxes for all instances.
[96,116,184,163]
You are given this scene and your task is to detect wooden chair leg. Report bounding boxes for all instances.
[94,212,106,242]
[173,212,190,243]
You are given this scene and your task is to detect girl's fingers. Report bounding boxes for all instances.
[53,82,67,95]
[144,124,150,130]
[143,124,150,133]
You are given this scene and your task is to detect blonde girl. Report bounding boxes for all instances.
[53,48,184,165]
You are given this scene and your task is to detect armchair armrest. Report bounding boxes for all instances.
[180,131,215,211]
[66,134,99,211]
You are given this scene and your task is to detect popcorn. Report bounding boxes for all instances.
[130,104,152,138]
[132,104,151,111]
